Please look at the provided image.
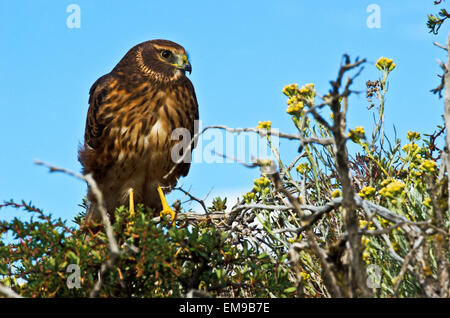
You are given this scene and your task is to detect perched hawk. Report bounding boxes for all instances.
[79,39,198,225]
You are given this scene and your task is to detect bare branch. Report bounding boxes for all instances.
[163,125,334,180]
[172,186,209,214]
[0,283,23,298]
[34,159,120,298]
[434,41,448,51]
[34,160,119,255]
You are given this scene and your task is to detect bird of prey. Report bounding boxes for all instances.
[79,39,198,226]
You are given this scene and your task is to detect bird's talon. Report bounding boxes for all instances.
[160,207,177,224]
[157,185,177,225]
[128,188,135,217]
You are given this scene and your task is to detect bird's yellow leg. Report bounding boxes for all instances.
[157,185,177,225]
[128,188,135,217]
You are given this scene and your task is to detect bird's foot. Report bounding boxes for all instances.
[157,185,177,225]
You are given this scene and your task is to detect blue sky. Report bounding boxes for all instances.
[0,1,448,224]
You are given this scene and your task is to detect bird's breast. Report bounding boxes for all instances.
[104,84,192,178]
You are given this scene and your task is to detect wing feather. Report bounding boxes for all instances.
[78,73,117,174]
[177,78,199,178]
[85,74,116,148]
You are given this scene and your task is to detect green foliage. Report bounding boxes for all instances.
[238,54,449,297]
[0,201,294,297]
[209,197,227,212]
[427,0,449,34]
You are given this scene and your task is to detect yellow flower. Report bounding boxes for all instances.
[298,83,315,103]
[376,57,396,73]
[286,100,304,116]
[419,160,437,173]
[254,176,271,188]
[413,170,423,178]
[359,220,375,230]
[257,121,271,130]
[423,197,432,208]
[282,84,299,97]
[287,95,300,105]
[299,83,314,94]
[402,143,420,153]
[296,162,311,174]
[407,131,420,141]
[283,83,315,107]
[243,192,256,203]
[300,272,311,280]
[348,126,365,143]
[389,181,405,192]
[358,186,376,199]
[361,236,370,245]
[331,189,341,198]
[379,179,405,199]
[362,251,371,264]
[359,220,368,228]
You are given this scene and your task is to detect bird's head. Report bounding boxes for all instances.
[120,39,192,82]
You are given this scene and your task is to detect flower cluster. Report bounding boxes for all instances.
[362,250,371,264]
[244,175,273,203]
[402,142,420,153]
[348,126,365,143]
[253,175,271,194]
[331,189,341,198]
[286,96,304,116]
[243,191,256,203]
[257,121,272,130]
[376,57,396,73]
[407,131,421,141]
[296,162,311,174]
[423,197,432,208]
[299,83,315,96]
[282,83,299,97]
[282,83,315,108]
[358,186,376,199]
[299,272,311,280]
[359,220,375,230]
[361,236,370,246]
[419,160,437,173]
[298,83,315,106]
[399,131,437,180]
[379,179,406,201]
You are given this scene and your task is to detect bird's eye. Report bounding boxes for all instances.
[160,50,172,59]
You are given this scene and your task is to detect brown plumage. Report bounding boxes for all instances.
[79,39,198,224]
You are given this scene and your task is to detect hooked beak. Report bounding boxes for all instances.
[184,61,192,74]
[181,54,191,74]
